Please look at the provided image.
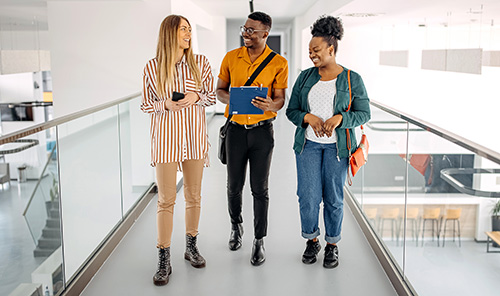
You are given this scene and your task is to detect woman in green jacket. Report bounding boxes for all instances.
[286,15,370,268]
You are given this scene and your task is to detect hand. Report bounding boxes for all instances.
[177,92,199,109]
[165,99,183,112]
[251,96,273,112]
[304,114,325,137]
[323,114,343,137]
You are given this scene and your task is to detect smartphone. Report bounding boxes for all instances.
[172,91,185,102]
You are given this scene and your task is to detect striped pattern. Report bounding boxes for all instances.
[141,54,216,167]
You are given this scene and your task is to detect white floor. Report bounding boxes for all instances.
[81,114,397,296]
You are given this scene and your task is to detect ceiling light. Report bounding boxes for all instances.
[341,13,383,18]
[467,8,482,14]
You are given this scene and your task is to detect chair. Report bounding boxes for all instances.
[378,208,400,242]
[0,163,10,190]
[441,208,462,247]
[421,208,441,246]
[400,208,420,246]
[364,208,378,228]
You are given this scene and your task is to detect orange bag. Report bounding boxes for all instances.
[346,70,369,185]
[349,126,369,177]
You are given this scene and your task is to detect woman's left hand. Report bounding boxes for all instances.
[177,92,199,109]
[323,114,343,137]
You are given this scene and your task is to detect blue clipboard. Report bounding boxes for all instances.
[229,86,268,115]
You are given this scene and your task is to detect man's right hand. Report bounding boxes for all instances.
[304,114,325,137]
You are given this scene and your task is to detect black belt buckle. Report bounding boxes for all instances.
[243,123,258,129]
[233,117,274,130]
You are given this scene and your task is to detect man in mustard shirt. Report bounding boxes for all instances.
[216,11,288,266]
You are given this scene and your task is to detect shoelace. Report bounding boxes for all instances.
[158,249,167,270]
[325,245,338,257]
[305,241,318,254]
[187,238,201,257]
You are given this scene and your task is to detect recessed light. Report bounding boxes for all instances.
[467,8,482,14]
[341,13,383,18]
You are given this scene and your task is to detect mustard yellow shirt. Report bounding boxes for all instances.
[218,45,288,125]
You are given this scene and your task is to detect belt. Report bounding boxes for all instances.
[230,117,275,129]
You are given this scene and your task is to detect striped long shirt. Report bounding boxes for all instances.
[141,54,216,167]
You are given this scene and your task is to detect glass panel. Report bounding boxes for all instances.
[0,128,63,296]
[350,106,407,274]
[404,122,500,295]
[118,97,154,216]
[57,107,122,283]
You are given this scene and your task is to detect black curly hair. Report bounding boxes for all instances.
[311,15,344,54]
[248,11,272,30]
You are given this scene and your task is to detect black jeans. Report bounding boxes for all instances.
[226,122,274,239]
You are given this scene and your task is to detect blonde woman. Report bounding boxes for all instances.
[141,15,216,286]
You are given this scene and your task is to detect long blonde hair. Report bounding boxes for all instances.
[156,15,202,98]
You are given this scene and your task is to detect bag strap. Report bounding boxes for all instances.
[346,70,352,153]
[244,51,277,86]
[345,69,365,153]
[223,114,233,131]
[345,69,365,185]
[346,70,353,185]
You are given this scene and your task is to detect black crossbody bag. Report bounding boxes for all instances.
[218,51,277,164]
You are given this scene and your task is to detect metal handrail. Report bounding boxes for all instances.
[371,100,500,165]
[365,121,425,132]
[0,92,141,145]
[440,168,500,197]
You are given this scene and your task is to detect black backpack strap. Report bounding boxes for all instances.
[244,51,277,86]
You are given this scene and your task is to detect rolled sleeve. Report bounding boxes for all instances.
[273,61,288,89]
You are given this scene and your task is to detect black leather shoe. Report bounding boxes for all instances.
[302,239,321,264]
[250,238,266,266]
[153,247,172,286]
[323,244,339,269]
[228,223,243,251]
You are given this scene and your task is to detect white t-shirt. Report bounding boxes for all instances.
[305,78,337,144]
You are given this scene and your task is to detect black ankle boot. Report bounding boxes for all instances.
[302,239,321,264]
[250,238,266,266]
[323,244,339,269]
[228,223,243,251]
[153,247,171,286]
[184,234,206,268]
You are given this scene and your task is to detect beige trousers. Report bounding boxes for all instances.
[156,159,204,248]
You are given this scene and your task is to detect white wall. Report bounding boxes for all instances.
[0,72,34,102]
[226,19,244,53]
[0,30,50,50]
[47,0,173,117]
[292,0,352,83]
[171,0,227,114]
[336,23,500,154]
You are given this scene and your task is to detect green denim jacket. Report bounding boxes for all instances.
[286,66,371,158]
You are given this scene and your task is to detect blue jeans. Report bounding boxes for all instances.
[295,140,348,244]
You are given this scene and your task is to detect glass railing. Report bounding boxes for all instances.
[23,143,60,251]
[349,101,500,296]
[0,92,155,296]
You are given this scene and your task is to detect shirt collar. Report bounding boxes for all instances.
[238,45,273,65]
[176,54,187,65]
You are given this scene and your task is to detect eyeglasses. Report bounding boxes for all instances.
[240,26,268,35]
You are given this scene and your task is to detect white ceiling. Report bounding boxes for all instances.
[0,0,47,30]
[1,0,500,31]
[190,0,320,22]
[336,0,500,28]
